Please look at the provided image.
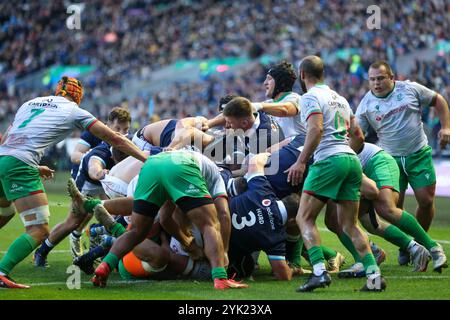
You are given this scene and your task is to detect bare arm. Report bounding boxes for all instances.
[70,143,90,164]
[87,158,107,181]
[266,137,293,153]
[348,115,365,153]
[268,259,293,280]
[88,121,148,162]
[1,125,11,144]
[432,93,450,149]
[255,101,298,117]
[207,113,226,128]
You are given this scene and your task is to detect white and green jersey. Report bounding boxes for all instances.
[265,92,306,139]
[301,84,355,162]
[0,96,97,167]
[357,142,383,169]
[356,80,436,156]
[183,149,227,199]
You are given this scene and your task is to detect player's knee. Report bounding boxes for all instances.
[417,196,434,209]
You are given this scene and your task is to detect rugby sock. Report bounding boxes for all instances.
[286,237,302,267]
[396,211,437,250]
[36,238,55,257]
[307,246,326,276]
[110,223,126,237]
[383,225,412,250]
[102,252,119,270]
[211,267,227,280]
[85,246,109,263]
[84,198,102,213]
[71,230,82,238]
[338,232,361,263]
[362,253,379,275]
[0,233,38,275]
[321,245,337,260]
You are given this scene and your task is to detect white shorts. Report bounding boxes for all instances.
[127,175,139,198]
[169,224,203,256]
[81,181,105,197]
[100,175,128,199]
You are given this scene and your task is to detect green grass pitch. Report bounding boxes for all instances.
[1,172,449,300]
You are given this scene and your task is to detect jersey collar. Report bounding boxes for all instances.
[273,92,291,103]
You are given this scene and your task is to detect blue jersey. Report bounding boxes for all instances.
[266,134,306,199]
[244,111,284,156]
[229,175,287,258]
[75,142,114,190]
[160,119,177,148]
[71,131,102,179]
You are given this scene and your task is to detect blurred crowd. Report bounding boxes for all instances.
[1,0,449,157]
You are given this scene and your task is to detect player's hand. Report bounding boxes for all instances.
[38,166,55,180]
[438,128,450,149]
[183,238,204,260]
[285,161,306,186]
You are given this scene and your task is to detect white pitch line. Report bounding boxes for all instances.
[27,280,153,287]
[25,276,450,287]
[318,227,450,245]
[0,250,70,254]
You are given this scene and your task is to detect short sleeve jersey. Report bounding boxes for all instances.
[301,84,355,162]
[357,142,383,169]
[229,175,287,257]
[356,80,436,156]
[186,150,227,199]
[75,142,114,189]
[264,92,307,139]
[0,96,97,166]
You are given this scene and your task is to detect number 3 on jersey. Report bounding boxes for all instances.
[19,109,45,128]
[232,211,256,230]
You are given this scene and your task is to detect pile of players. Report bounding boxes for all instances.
[0,56,449,292]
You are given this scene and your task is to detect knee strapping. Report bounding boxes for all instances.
[19,205,50,227]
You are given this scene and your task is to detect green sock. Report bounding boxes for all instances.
[110,223,126,237]
[321,245,337,260]
[102,252,119,270]
[396,211,437,250]
[286,238,303,267]
[307,246,325,266]
[84,198,102,213]
[211,267,227,280]
[338,232,361,263]
[0,233,37,275]
[383,225,413,250]
[362,253,380,275]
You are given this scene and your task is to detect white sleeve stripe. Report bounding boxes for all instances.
[78,139,91,147]
[267,255,285,261]
[245,172,265,182]
[90,156,106,167]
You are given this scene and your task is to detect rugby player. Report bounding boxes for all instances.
[285,56,385,292]
[356,61,450,266]
[0,76,147,288]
